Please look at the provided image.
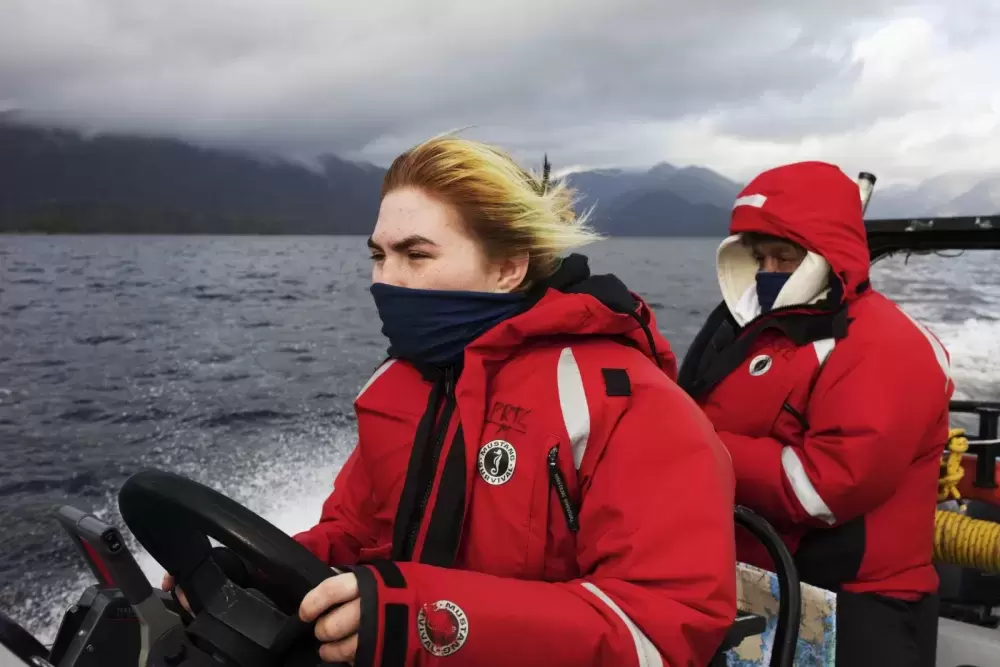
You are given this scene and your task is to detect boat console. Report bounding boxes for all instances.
[0,505,183,667]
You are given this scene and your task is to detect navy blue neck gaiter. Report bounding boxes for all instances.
[755,271,792,312]
[370,283,526,366]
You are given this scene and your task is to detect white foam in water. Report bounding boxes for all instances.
[934,318,1000,400]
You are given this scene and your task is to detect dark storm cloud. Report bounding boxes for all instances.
[0,0,924,164]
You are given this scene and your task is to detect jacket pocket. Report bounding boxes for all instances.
[461,431,547,579]
[518,438,555,579]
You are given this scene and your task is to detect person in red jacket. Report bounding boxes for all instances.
[677,161,953,667]
[286,137,738,666]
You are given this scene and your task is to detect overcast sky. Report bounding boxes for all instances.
[1,0,997,185]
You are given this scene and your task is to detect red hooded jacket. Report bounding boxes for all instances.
[678,162,954,600]
[295,255,738,667]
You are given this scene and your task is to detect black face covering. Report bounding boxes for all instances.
[370,282,526,365]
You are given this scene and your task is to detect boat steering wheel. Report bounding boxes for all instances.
[118,469,344,667]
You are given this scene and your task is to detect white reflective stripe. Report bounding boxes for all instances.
[355,359,396,401]
[733,193,767,209]
[581,583,663,667]
[780,447,836,525]
[813,337,836,365]
[895,306,952,390]
[557,347,590,470]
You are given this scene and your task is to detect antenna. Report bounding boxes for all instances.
[858,172,877,214]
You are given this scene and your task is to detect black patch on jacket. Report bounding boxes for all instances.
[601,368,631,397]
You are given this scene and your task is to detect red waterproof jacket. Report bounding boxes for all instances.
[295,255,737,667]
[678,162,954,600]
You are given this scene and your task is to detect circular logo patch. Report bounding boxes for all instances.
[749,354,772,376]
[477,439,516,485]
[417,600,469,657]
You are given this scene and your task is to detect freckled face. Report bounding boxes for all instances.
[368,187,523,292]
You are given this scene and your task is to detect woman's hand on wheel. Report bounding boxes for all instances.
[300,572,361,665]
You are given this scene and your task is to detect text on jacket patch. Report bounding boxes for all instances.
[417,600,470,657]
[478,439,517,485]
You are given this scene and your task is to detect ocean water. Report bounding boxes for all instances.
[1,235,997,644]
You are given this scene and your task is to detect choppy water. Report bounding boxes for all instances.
[1,235,997,643]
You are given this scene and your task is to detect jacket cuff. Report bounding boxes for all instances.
[351,561,413,667]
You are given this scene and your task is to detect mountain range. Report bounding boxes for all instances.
[1,120,997,236]
[860,172,1000,220]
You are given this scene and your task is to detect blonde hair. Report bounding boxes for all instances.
[382,135,603,288]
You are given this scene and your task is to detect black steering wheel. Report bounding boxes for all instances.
[119,469,344,667]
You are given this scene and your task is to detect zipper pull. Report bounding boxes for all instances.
[548,446,579,533]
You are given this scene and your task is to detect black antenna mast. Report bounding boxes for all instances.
[540,153,551,194]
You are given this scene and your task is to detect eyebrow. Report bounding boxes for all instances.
[753,242,802,255]
[367,235,438,252]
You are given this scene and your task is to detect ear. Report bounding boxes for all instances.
[493,253,530,293]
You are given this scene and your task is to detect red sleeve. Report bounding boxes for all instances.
[720,327,952,531]
[293,446,378,565]
[349,385,738,667]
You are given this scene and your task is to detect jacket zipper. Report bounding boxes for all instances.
[403,367,457,559]
[548,446,579,533]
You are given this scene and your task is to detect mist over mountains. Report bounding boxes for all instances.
[1,120,996,236]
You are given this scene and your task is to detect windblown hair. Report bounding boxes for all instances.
[381,135,602,288]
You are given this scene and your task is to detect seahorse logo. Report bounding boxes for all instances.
[477,439,516,485]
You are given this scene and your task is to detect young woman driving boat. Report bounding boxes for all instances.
[170,135,739,666]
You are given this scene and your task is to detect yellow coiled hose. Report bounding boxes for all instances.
[934,428,1000,574]
[934,508,1000,573]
